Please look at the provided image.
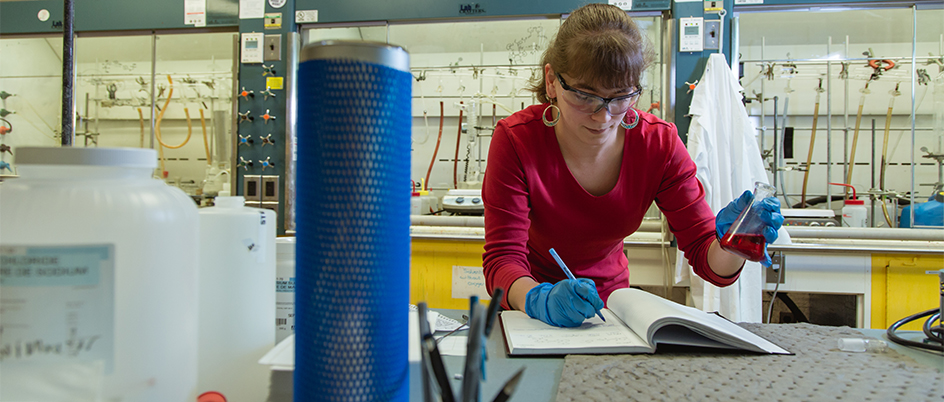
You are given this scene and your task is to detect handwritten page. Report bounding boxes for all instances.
[436,335,468,357]
[501,310,651,354]
[408,305,465,332]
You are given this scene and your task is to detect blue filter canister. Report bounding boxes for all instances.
[295,41,411,401]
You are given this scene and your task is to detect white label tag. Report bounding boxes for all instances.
[184,0,206,27]
[239,0,265,19]
[451,265,491,300]
[295,9,319,23]
[257,210,268,263]
[0,245,115,372]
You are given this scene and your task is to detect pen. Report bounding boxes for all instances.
[548,248,606,322]
[490,367,525,402]
[483,287,504,338]
[423,333,456,402]
[418,303,435,402]
[461,302,485,402]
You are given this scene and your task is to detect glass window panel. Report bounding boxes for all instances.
[301,14,665,194]
[737,7,941,223]
[303,26,388,45]
[0,36,64,167]
[153,32,236,194]
[75,35,154,148]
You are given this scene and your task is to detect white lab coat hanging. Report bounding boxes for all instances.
[675,53,790,323]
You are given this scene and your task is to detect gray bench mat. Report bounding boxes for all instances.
[556,322,942,402]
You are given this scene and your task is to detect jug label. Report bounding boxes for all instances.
[0,245,115,372]
[276,277,295,342]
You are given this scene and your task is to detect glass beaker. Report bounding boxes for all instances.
[719,182,777,262]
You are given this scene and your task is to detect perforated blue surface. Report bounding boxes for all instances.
[295,53,411,402]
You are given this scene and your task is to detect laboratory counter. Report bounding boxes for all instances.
[269,308,943,402]
[429,310,943,401]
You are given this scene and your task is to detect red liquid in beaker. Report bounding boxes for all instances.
[720,233,766,262]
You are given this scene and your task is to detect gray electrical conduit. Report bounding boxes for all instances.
[410,215,942,241]
[409,216,943,254]
[780,97,791,207]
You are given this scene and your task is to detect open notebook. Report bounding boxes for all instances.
[500,288,790,355]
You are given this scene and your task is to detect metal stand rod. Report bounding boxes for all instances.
[871,119,877,227]
[60,0,75,146]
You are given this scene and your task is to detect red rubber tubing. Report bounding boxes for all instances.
[453,102,463,189]
[425,101,445,190]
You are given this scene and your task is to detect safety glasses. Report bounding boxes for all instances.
[556,73,642,116]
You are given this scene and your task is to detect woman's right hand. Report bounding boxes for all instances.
[524,279,603,327]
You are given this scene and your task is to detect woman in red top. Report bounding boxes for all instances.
[481,3,782,327]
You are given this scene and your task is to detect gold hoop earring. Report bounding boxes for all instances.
[542,104,560,127]
[620,108,640,130]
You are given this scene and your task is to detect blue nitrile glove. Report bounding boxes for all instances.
[524,278,605,327]
[716,190,784,266]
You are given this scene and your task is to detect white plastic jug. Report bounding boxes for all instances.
[0,147,199,402]
[197,193,276,401]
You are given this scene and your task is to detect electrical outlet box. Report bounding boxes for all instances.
[264,34,282,61]
[766,253,785,284]
[704,20,720,50]
[261,175,279,202]
[244,175,262,201]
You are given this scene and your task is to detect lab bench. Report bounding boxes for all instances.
[426,310,943,402]
[408,217,944,330]
[267,308,942,402]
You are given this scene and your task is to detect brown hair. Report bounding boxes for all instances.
[531,3,655,103]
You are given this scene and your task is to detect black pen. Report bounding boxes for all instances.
[491,367,525,402]
[461,301,485,402]
[418,303,434,402]
[484,287,504,338]
[423,333,455,402]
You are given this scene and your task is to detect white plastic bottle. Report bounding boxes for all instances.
[838,338,887,353]
[197,187,276,401]
[841,198,868,228]
[0,147,199,402]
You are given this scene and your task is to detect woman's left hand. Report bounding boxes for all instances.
[716,190,784,265]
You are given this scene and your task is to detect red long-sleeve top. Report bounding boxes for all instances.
[482,104,740,309]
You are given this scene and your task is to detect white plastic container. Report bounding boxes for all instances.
[197,193,276,401]
[829,182,869,228]
[0,147,199,402]
[275,237,296,343]
[841,199,867,228]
